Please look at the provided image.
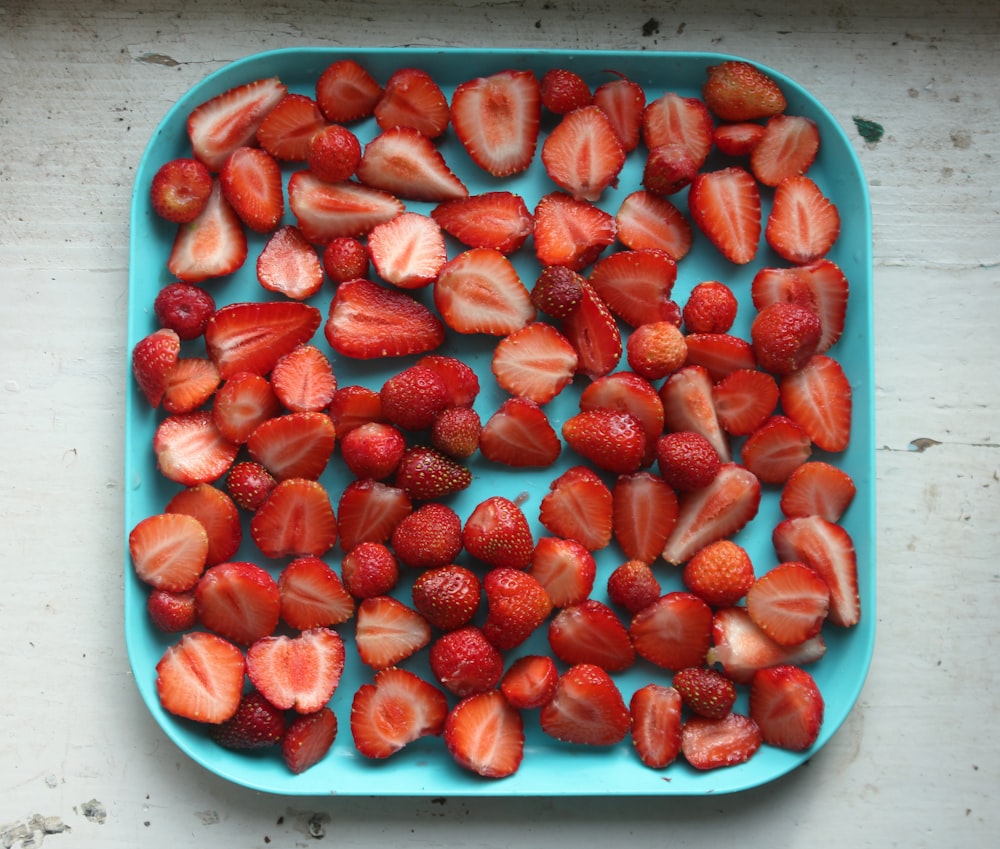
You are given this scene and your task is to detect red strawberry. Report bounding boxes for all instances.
[749,664,825,751]
[612,471,679,564]
[390,502,463,570]
[687,167,761,265]
[336,479,412,552]
[167,180,248,283]
[162,356,220,415]
[155,631,245,724]
[219,146,284,233]
[655,430,721,494]
[587,248,678,329]
[129,512,209,592]
[225,460,277,512]
[593,75,645,152]
[444,689,525,779]
[328,385,386,435]
[683,332,757,382]
[367,213,447,291]
[187,76,287,171]
[411,564,482,632]
[481,567,552,650]
[463,497,535,570]
[530,265,585,319]
[210,690,287,750]
[271,345,337,413]
[150,157,213,224]
[711,368,780,436]
[431,191,534,254]
[712,121,765,157]
[430,406,482,460]
[615,189,693,259]
[340,422,407,480]
[394,445,472,501]
[247,411,336,481]
[354,595,431,670]
[642,142,698,196]
[380,365,449,431]
[246,627,345,713]
[316,58,383,123]
[548,599,635,672]
[491,322,579,404]
[478,398,562,468]
[250,477,337,558]
[147,588,197,633]
[540,68,592,115]
[773,515,860,628]
[415,354,481,408]
[212,372,281,444]
[306,123,363,183]
[282,707,338,774]
[153,282,216,341]
[740,415,813,485]
[630,683,683,769]
[542,105,626,202]
[357,127,468,202]
[750,114,821,187]
[683,281,738,334]
[256,92,327,161]
[153,411,240,486]
[563,409,647,475]
[630,591,714,671]
[256,225,324,300]
[579,371,665,464]
[429,626,504,697]
[780,461,857,522]
[450,69,541,177]
[659,365,731,462]
[375,67,450,138]
[539,465,613,551]
[340,542,400,599]
[681,713,762,770]
[195,561,281,645]
[746,561,831,646]
[165,482,241,566]
[560,280,623,379]
[540,663,631,746]
[661,463,762,565]
[325,278,446,359]
[682,540,755,608]
[321,236,369,283]
[350,666,448,759]
[132,328,181,407]
[434,248,536,336]
[779,354,853,452]
[527,536,597,608]
[287,171,404,242]
[672,667,737,719]
[500,654,559,709]
[642,92,713,169]
[533,191,617,271]
[278,556,355,630]
[606,559,661,615]
[751,301,822,376]
[766,175,841,264]
[702,60,786,122]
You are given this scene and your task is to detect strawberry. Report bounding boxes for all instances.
[746,561,830,646]
[246,627,345,713]
[702,60,786,122]
[540,68,592,115]
[367,212,447,290]
[659,365,731,462]
[542,105,626,202]
[375,67,450,138]
[187,76,287,171]
[379,365,450,431]
[357,127,468,202]
[672,667,737,719]
[351,667,448,759]
[429,626,504,697]
[463,497,535,570]
[212,372,282,444]
[325,278,445,359]
[593,75,645,152]
[434,248,536,336]
[683,333,757,382]
[271,345,337,413]
[740,415,813,485]
[683,281,738,334]
[256,92,327,162]
[766,175,841,265]
[278,555,356,630]
[247,411,336,480]
[156,359,218,416]
[642,92,713,169]
[150,157,213,224]
[607,559,661,615]
[500,655,559,709]
[225,460,277,512]
[219,146,284,233]
[481,567,552,650]
[321,236,369,283]
[540,663,630,746]
[393,445,472,501]
[751,301,822,376]
[195,561,281,645]
[390,502,463,570]
[204,300,322,380]
[339,422,407,480]
[750,114,821,187]
[287,171,404,242]
[630,591,714,671]
[167,180,248,283]
[155,631,246,724]
[712,121,765,157]
[560,280,623,379]
[681,713,762,770]
[779,354,853,452]
[129,512,209,592]
[132,328,181,407]
[430,406,482,460]
[154,282,216,341]
[587,248,678,329]
[340,542,400,599]
[527,536,597,608]
[256,225,324,300]
[682,539,755,607]
[772,515,860,628]
[282,707,338,774]
[250,477,337,558]
[643,142,699,197]
[614,189,692,259]
[306,124,362,183]
[562,409,647,476]
[661,464,762,565]
[687,167,761,266]
[548,599,635,672]
[165,482,241,566]
[630,683,683,769]
[780,461,857,522]
[354,595,431,670]
[153,411,240,486]
[411,564,482,632]
[415,354,481,408]
[533,191,617,271]
[431,191,534,254]
[539,465,613,551]
[749,665,825,751]
[711,368,780,436]
[315,59,383,123]
[612,471,679,564]
[328,385,386,435]
[450,69,541,177]
[147,588,197,633]
[336,478,412,552]
[490,322,579,404]
[478,397,562,468]
[579,371,665,464]
[210,690,287,750]
[445,689,525,779]
[655,430,722,494]
[530,265,585,319]
[626,321,687,381]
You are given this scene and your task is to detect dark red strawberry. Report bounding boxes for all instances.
[393,445,472,501]
[430,406,482,460]
[411,564,482,632]
[540,68,593,115]
[606,559,661,615]
[655,430,722,493]
[429,626,504,697]
[340,542,400,599]
[146,588,197,633]
[672,667,737,720]
[751,301,822,376]
[210,689,287,750]
[153,282,216,341]
[321,236,369,283]
[315,59,383,123]
[379,365,450,431]
[480,567,552,650]
[306,124,363,187]
[225,460,277,512]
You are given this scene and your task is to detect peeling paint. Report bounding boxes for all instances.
[0,815,71,849]
[137,52,180,67]
[909,437,942,452]
[79,800,106,825]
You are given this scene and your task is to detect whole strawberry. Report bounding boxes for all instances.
[391,502,463,569]
[380,365,450,431]
[429,626,505,697]
[210,690,286,750]
[154,282,217,341]
[562,409,647,475]
[702,60,787,122]
[393,445,472,501]
[682,539,755,607]
[673,666,738,719]
[655,431,721,492]
[411,564,482,631]
[462,496,534,569]
[481,567,553,650]
[751,302,822,375]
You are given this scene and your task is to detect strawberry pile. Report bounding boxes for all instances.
[129,56,861,780]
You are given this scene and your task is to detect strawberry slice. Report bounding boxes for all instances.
[315,59,383,123]
[780,461,857,522]
[560,280,622,379]
[153,411,239,486]
[219,146,284,233]
[661,463,762,565]
[431,191,534,254]
[325,278,446,359]
[539,663,631,746]
[612,471,679,564]
[642,92,713,169]
[712,121,766,157]
[539,465,614,552]
[255,225,324,300]
[287,171,404,242]
[688,167,761,265]
[450,69,541,177]
[336,478,412,552]
[161,357,221,414]
[250,477,337,558]
[630,683,683,769]
[541,105,626,202]
[711,368,780,436]
[779,354,852,452]
[354,595,431,669]
[351,666,449,759]
[187,76,287,171]
[155,631,246,724]
[745,561,831,647]
[593,76,646,152]
[165,482,241,566]
[766,175,841,265]
[167,180,248,283]
[681,713,762,770]
[749,665,825,751]
[282,707,338,774]
[579,371,664,465]
[750,114,821,187]
[684,333,757,382]
[659,364,731,462]
[434,248,536,335]
[212,371,281,444]
[587,248,678,328]
[374,67,451,138]
[195,561,281,646]
[129,512,209,592]
[500,655,559,709]
[247,411,336,480]
[528,537,596,608]
[357,126,468,202]
[256,92,327,161]
[132,328,181,407]
[615,189,693,259]
[367,211,447,289]
[630,591,714,670]
[740,415,813,485]
[278,556,356,630]
[548,599,635,672]
[444,690,525,778]
[246,626,346,713]
[270,345,337,414]
[533,191,617,271]
[479,397,562,468]
[490,321,578,404]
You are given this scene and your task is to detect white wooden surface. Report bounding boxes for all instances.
[2,0,998,845]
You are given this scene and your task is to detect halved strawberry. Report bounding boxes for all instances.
[711,368,779,436]
[500,654,559,709]
[579,371,664,465]
[745,561,830,646]
[271,345,337,413]
[540,663,631,746]
[195,560,281,645]
[132,328,181,407]
[779,354,852,452]
[187,76,287,171]
[250,477,337,558]
[444,690,525,779]
[212,371,281,443]
[612,471,679,564]
[780,461,857,522]
[129,512,209,592]
[354,595,431,670]
[630,591,714,671]
[431,191,533,254]
[491,321,578,404]
[256,92,327,161]
[560,280,622,379]
[434,248,536,335]
[219,146,284,233]
[642,92,713,169]
[287,172,404,242]
[367,211,447,289]
[683,333,757,382]
[478,397,562,468]
[659,364,731,462]
[375,67,450,138]
[681,713,762,770]
[749,664,825,751]
[153,411,240,486]
[750,114,821,187]
[336,478,412,552]
[539,465,614,552]
[533,191,617,271]
[541,105,626,202]
[165,482,241,566]
[246,626,345,713]
[740,415,813,485]
[328,385,385,435]
[450,69,541,177]
[161,356,221,414]
[630,683,683,769]
[256,225,324,300]
[315,59,383,123]
[712,121,765,157]
[528,536,596,608]
[350,666,449,759]
[688,167,761,265]
[766,175,841,265]
[278,555,356,630]
[615,190,693,259]
[167,180,248,283]
[592,75,645,151]
[587,248,678,328]
[563,409,647,476]
[247,411,336,480]
[357,126,468,202]
[548,599,635,672]
[155,631,245,724]
[282,707,338,774]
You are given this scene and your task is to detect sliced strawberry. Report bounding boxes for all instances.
[374,67,450,138]
[195,561,281,645]
[659,364,731,462]
[630,683,683,769]
[528,536,596,608]
[315,59,383,123]
[328,384,385,435]
[434,248,536,335]
[780,461,857,522]
[500,654,559,709]
[749,665,825,751]
[350,666,448,759]
[411,564,482,632]
[450,69,541,177]
[246,626,345,713]
[187,76,287,171]
[750,114,821,187]
[153,411,239,486]
[150,157,214,224]
[367,211,447,289]
[562,409,647,475]
[607,559,662,615]
[672,666,737,719]
[445,690,525,779]
[681,713,762,770]
[463,498,535,571]
[533,191,617,271]
[132,328,181,407]
[702,60,787,123]
[560,280,622,379]
[741,415,813,485]
[204,300,321,380]
[687,167,761,266]
[642,92,713,169]
[415,354,481,408]
[490,322,578,404]
[480,567,552,650]
[250,477,337,558]
[256,92,327,161]
[225,460,277,512]
[615,189,693,259]
[278,555,356,630]
[630,591,714,671]
[129,512,209,592]
[540,663,631,746]
[711,368,779,436]
[167,180,248,283]
[712,121,765,157]
[593,75,645,151]
[766,175,841,265]
[684,333,757,382]
[394,445,472,501]
[287,172,404,242]
[210,689,287,751]
[212,371,281,444]
[612,471,679,564]
[155,631,245,724]
[539,465,614,552]
[541,105,626,202]
[325,278,445,359]
[579,371,664,465]
[256,225,324,300]
[161,356,221,414]
[354,595,431,670]
[479,397,562,468]
[247,411,336,480]
[282,707,338,774]
[431,191,533,254]
[165,482,241,566]
[548,599,635,672]
[661,463,762,565]
[780,354,852,452]
[357,126,468,202]
[746,561,830,646]
[219,146,283,233]
[271,345,337,413]
[587,248,678,328]
[336,478,412,552]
